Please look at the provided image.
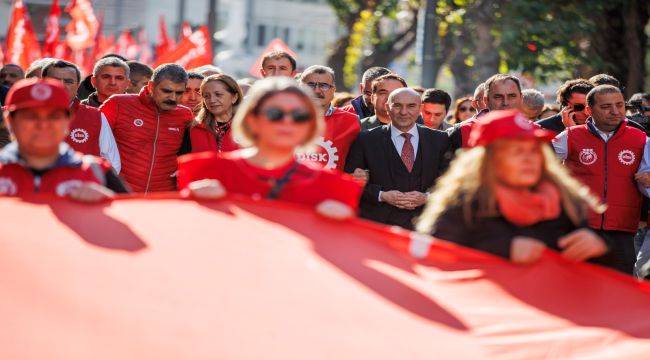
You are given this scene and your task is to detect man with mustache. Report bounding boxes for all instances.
[82,57,130,108]
[100,64,194,193]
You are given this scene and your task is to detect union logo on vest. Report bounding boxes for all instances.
[70,128,89,143]
[579,148,597,165]
[133,119,144,127]
[618,150,636,166]
[295,137,339,169]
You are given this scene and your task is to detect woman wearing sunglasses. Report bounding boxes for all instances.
[450,96,475,125]
[177,77,362,220]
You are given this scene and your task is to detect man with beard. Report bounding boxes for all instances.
[83,57,130,108]
[100,64,194,193]
[180,72,204,116]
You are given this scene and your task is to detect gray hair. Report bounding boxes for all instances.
[388,87,421,104]
[93,57,130,78]
[299,65,335,83]
[586,85,622,107]
[522,89,545,111]
[151,63,188,85]
[473,82,486,101]
[191,64,223,77]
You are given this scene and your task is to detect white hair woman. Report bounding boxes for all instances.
[177,77,362,220]
[416,110,609,265]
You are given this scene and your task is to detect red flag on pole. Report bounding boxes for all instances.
[154,26,212,69]
[138,29,153,66]
[65,0,99,51]
[115,30,140,60]
[180,21,193,41]
[5,0,42,70]
[155,16,175,60]
[43,0,64,58]
[249,38,297,78]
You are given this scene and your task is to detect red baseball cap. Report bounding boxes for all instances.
[468,109,556,147]
[3,78,70,112]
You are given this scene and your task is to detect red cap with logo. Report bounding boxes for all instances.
[3,78,70,112]
[468,109,556,147]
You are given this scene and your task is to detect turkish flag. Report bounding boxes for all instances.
[65,0,99,51]
[2,194,650,358]
[154,26,212,69]
[43,0,65,58]
[4,0,41,70]
[155,16,175,61]
[249,38,298,78]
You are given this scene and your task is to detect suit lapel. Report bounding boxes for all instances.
[382,125,399,184]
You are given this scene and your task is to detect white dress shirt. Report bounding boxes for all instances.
[378,124,420,202]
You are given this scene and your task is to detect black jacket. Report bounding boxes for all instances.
[345,124,451,229]
[350,95,373,120]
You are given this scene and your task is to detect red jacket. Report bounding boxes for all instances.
[0,142,111,196]
[297,107,360,171]
[189,123,239,153]
[565,121,646,232]
[66,99,102,156]
[177,151,362,209]
[100,88,193,193]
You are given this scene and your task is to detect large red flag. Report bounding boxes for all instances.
[2,194,650,358]
[138,29,153,66]
[65,0,99,51]
[249,38,298,78]
[115,30,140,60]
[180,21,193,41]
[154,26,212,69]
[5,0,41,70]
[155,16,175,61]
[43,0,65,58]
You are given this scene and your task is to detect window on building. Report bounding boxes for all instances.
[257,24,266,47]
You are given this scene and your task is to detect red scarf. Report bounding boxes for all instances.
[495,181,562,227]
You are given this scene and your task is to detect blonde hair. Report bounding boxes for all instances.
[194,74,243,137]
[231,76,324,149]
[415,143,605,234]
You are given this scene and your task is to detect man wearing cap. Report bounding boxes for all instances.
[345,88,450,230]
[100,64,194,193]
[552,85,646,274]
[0,78,129,200]
[42,60,121,172]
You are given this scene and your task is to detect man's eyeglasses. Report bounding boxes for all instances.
[305,82,334,91]
[572,104,586,112]
[262,107,313,123]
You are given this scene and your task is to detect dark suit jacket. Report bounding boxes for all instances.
[345,124,451,229]
[535,113,564,133]
[359,115,385,131]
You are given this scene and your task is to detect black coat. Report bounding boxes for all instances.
[345,124,451,229]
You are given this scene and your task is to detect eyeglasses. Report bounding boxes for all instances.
[459,106,475,112]
[572,104,586,112]
[262,107,312,123]
[305,82,334,91]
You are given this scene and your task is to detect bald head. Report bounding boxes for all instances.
[388,88,421,131]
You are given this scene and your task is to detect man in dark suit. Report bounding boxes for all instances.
[345,88,451,230]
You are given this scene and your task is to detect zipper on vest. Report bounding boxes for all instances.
[145,111,160,194]
[34,175,41,193]
[601,140,608,230]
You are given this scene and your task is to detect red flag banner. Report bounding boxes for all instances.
[115,30,140,60]
[138,29,153,66]
[155,16,174,61]
[249,38,298,78]
[65,0,99,51]
[154,26,212,69]
[43,0,65,58]
[180,21,193,41]
[5,0,41,70]
[2,194,650,359]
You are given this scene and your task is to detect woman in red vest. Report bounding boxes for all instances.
[179,74,243,154]
[177,77,362,220]
[416,110,609,265]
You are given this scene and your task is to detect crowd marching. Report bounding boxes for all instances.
[1,50,650,279]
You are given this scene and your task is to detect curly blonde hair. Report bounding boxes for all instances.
[415,143,605,234]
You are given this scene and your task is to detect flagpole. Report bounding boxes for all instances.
[178,0,186,36]
[207,0,217,63]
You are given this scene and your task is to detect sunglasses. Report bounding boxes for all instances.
[459,106,475,112]
[572,104,586,112]
[262,107,312,123]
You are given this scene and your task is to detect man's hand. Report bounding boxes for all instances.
[510,237,546,264]
[380,190,407,208]
[316,199,354,220]
[635,172,650,188]
[558,229,608,261]
[67,182,115,203]
[351,168,369,184]
[560,106,576,128]
[401,191,428,209]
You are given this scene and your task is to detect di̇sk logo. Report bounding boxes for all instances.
[133,119,144,127]
[55,180,84,197]
[0,177,18,196]
[70,128,89,143]
[295,137,339,169]
[30,83,52,101]
[579,148,597,165]
[618,150,636,166]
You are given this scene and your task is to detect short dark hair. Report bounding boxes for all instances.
[187,72,205,81]
[152,63,188,84]
[556,79,593,106]
[361,67,391,86]
[42,60,81,84]
[261,50,297,71]
[100,53,128,62]
[586,85,622,107]
[371,74,407,93]
[421,88,452,111]
[127,61,153,80]
[589,74,620,88]
[484,74,522,97]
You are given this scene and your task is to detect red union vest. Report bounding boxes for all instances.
[460,109,489,148]
[565,121,646,232]
[189,123,239,153]
[66,100,102,156]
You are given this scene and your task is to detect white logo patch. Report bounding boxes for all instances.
[30,83,52,101]
[168,127,180,132]
[579,148,598,165]
[133,119,144,127]
[70,128,89,143]
[0,177,18,195]
[295,137,339,169]
[618,150,636,166]
[55,180,84,197]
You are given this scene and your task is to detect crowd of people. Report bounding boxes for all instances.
[1,51,650,278]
